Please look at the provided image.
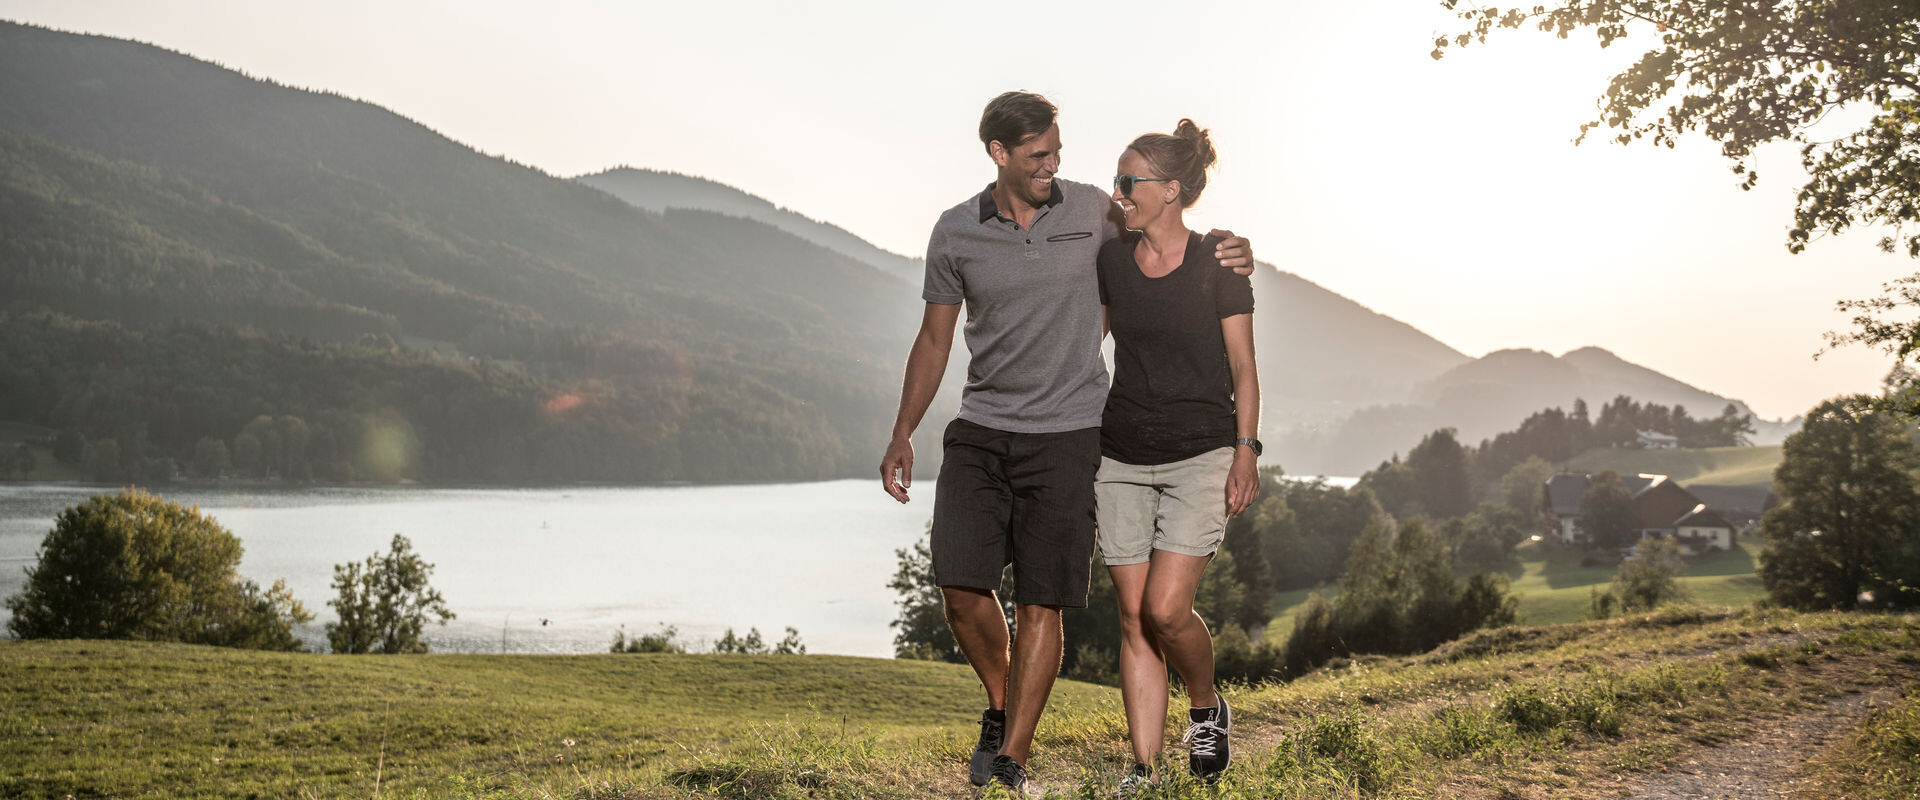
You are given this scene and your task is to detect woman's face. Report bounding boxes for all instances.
[1112,149,1180,231]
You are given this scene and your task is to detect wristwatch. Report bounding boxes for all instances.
[1235,437,1263,456]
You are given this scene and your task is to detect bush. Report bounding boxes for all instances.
[712,626,806,655]
[612,624,685,653]
[326,534,454,654]
[4,488,310,650]
[1282,519,1518,675]
[1211,624,1286,685]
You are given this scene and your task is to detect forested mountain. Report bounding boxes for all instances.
[1248,265,1471,429]
[0,21,919,483]
[0,21,1788,484]
[1278,346,1797,476]
[575,168,922,283]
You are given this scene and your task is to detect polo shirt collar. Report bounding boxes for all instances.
[977,180,1063,224]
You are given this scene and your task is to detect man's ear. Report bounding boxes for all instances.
[988,140,1010,168]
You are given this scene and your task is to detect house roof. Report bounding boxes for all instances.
[1634,479,1705,531]
[1546,474,1587,516]
[1674,503,1734,530]
[1624,473,1662,497]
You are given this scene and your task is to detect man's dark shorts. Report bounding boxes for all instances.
[931,418,1100,609]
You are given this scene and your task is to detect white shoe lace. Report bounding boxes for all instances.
[1182,718,1225,758]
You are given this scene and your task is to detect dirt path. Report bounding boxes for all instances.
[1620,686,1896,800]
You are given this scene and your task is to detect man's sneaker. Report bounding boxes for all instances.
[1182,693,1232,782]
[969,710,1006,786]
[1114,763,1155,798]
[988,753,1042,797]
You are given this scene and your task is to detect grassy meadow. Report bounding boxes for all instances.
[1560,445,1783,489]
[1262,538,1769,644]
[5,607,1917,799]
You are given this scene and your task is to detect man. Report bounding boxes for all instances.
[879,91,1253,794]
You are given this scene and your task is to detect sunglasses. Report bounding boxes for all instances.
[1113,174,1176,198]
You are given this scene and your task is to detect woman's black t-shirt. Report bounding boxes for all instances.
[1097,231,1255,465]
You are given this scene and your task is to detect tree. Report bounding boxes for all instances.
[1579,470,1637,550]
[1284,518,1516,674]
[4,488,311,650]
[1407,428,1474,519]
[889,531,1014,661]
[1434,2,1920,372]
[190,436,230,478]
[1759,395,1920,609]
[326,533,455,654]
[611,624,684,653]
[8,443,32,479]
[1499,456,1556,520]
[1610,536,1690,613]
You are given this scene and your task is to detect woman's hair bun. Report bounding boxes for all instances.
[1174,119,1216,170]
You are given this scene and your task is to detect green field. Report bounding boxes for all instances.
[1263,539,1769,643]
[1560,445,1783,490]
[7,609,1917,799]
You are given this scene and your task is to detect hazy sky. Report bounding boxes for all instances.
[2,0,1906,420]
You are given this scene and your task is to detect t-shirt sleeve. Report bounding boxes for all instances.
[1209,237,1254,318]
[922,226,964,305]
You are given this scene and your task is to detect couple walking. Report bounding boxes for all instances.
[880,90,1261,797]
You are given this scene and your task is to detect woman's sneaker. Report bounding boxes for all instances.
[969,709,1006,786]
[1182,694,1232,782]
[1114,763,1155,798]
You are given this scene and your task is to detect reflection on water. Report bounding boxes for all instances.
[0,481,931,657]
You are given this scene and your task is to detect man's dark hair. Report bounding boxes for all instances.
[978,91,1057,153]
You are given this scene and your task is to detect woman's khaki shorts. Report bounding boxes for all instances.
[1094,447,1234,566]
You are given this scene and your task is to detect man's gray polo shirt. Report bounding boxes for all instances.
[923,178,1122,434]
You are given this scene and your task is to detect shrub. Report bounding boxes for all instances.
[326,534,454,654]
[1283,519,1518,675]
[712,626,805,655]
[4,488,310,650]
[1211,624,1285,685]
[612,624,685,653]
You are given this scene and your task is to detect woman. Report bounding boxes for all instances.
[1095,119,1260,795]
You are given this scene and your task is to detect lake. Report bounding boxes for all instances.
[0,481,933,657]
[0,475,1357,657]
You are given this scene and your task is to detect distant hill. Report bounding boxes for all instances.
[0,21,920,482]
[0,21,1793,485]
[1277,346,1800,476]
[573,170,1476,441]
[1249,264,1471,430]
[576,167,922,282]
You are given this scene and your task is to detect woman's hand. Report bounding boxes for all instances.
[1226,447,1259,517]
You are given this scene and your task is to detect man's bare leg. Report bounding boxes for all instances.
[942,586,1010,710]
[999,603,1063,764]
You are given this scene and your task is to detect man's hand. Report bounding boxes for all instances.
[1209,228,1255,276]
[880,437,915,503]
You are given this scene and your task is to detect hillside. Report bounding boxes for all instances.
[576,167,923,283]
[0,21,921,482]
[1250,264,1472,433]
[1562,445,1783,492]
[1281,347,1798,476]
[573,168,1476,438]
[6,609,1915,798]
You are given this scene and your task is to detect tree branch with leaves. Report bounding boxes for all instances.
[1436,2,1920,370]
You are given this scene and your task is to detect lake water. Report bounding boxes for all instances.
[0,481,933,657]
[0,475,1357,657]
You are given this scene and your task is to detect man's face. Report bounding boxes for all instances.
[992,124,1062,208]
